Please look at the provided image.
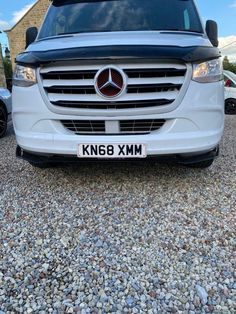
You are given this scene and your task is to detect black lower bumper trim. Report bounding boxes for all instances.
[16,145,219,165]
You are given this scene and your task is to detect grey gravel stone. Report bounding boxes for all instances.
[95,239,104,248]
[126,296,135,307]
[196,285,208,305]
[0,118,235,313]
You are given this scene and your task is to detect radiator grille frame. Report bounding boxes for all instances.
[38,61,190,115]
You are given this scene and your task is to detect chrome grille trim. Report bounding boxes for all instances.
[61,119,166,135]
[40,62,187,111]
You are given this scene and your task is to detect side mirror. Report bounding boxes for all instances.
[26,27,38,48]
[206,20,218,47]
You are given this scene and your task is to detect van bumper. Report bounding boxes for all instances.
[13,80,225,162]
[16,145,219,165]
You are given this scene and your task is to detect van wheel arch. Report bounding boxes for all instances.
[0,100,7,114]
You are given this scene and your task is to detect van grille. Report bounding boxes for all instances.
[119,119,165,134]
[61,119,165,135]
[62,120,105,134]
[40,62,187,110]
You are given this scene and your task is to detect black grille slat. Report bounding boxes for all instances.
[127,83,182,94]
[124,68,186,78]
[52,99,174,110]
[42,70,97,80]
[46,86,96,95]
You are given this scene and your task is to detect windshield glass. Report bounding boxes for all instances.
[38,0,203,39]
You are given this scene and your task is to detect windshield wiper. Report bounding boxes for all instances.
[39,29,203,40]
[37,34,75,42]
[57,31,93,35]
[158,29,203,34]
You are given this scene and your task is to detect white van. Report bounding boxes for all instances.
[12,0,224,168]
[224,70,236,115]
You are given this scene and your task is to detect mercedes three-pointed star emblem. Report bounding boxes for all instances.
[95,66,126,99]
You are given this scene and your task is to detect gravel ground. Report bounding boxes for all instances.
[0,116,235,314]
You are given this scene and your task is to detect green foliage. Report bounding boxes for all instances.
[3,58,13,79]
[223,56,236,74]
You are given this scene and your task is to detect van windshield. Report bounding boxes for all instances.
[38,0,203,39]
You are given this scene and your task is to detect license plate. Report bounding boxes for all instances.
[78,144,146,158]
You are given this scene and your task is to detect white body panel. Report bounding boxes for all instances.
[29,31,211,52]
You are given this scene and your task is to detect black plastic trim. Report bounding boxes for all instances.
[16,145,219,165]
[16,45,221,66]
[51,99,174,109]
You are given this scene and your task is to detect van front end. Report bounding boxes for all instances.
[13,48,224,167]
[12,0,225,168]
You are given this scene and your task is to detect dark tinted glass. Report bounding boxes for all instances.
[39,0,203,39]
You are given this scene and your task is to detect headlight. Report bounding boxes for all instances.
[13,65,37,87]
[192,59,223,83]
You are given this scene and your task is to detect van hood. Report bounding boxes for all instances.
[28,31,211,52]
[17,31,220,66]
